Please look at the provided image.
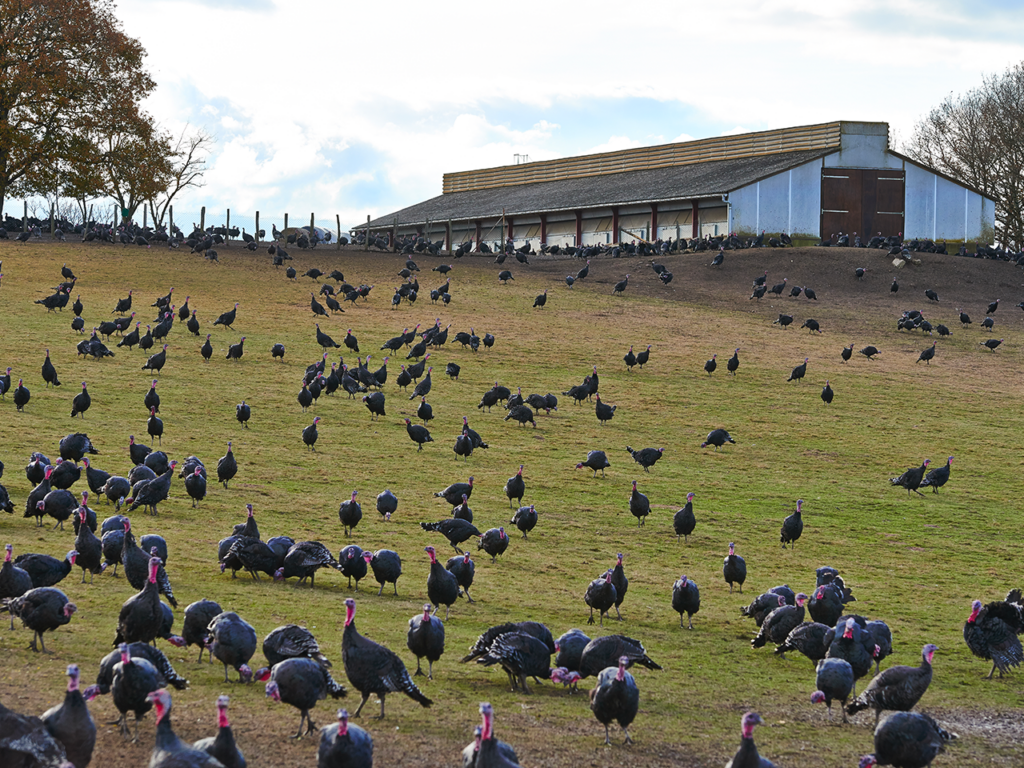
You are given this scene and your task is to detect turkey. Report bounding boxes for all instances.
[362,392,386,421]
[918,456,952,493]
[594,394,616,424]
[404,418,432,450]
[723,542,746,593]
[183,599,223,663]
[215,442,238,490]
[503,465,525,508]
[209,611,257,683]
[578,634,661,678]
[510,505,537,539]
[725,712,778,768]
[453,495,472,522]
[446,551,476,603]
[341,598,432,717]
[41,349,61,388]
[318,709,373,768]
[339,546,368,589]
[821,380,834,404]
[916,342,936,364]
[503,404,535,427]
[590,655,639,745]
[234,401,250,429]
[963,593,1024,678]
[847,643,937,726]
[626,446,663,473]
[192,695,245,768]
[628,480,650,526]
[126,462,177,516]
[38,490,77,530]
[108,646,165,742]
[612,274,629,295]
[82,458,110,498]
[338,491,362,536]
[701,428,735,450]
[669,492,697,543]
[407,603,446,679]
[114,556,165,646]
[478,527,509,562]
[475,630,553,694]
[364,549,402,596]
[752,593,808,648]
[890,459,930,497]
[185,466,207,508]
[669,573,701,628]
[3,587,76,652]
[787,357,808,382]
[584,571,617,626]
[463,702,520,767]
[811,657,855,722]
[421,518,480,554]
[408,367,432,400]
[59,433,98,463]
[425,545,459,619]
[375,489,397,521]
[146,689,222,766]
[533,290,547,308]
[775,621,831,664]
[278,541,342,586]
[859,712,956,768]
[213,302,239,328]
[142,344,168,373]
[262,658,347,738]
[1,545,33,628]
[780,499,803,548]
[15,549,76,587]
[827,617,876,685]
[576,450,610,478]
[434,476,475,506]
[41,663,96,768]
[808,584,844,628]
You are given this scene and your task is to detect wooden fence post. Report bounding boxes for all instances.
[23,201,27,232]
[200,206,206,232]
[310,212,315,243]
[169,206,174,237]
[284,213,289,232]
[255,211,260,242]
[226,209,231,245]
[336,215,341,250]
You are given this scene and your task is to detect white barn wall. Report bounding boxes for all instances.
[729,158,824,238]
[903,163,992,242]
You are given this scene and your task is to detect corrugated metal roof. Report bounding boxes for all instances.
[367,149,828,229]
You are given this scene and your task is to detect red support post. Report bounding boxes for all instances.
[575,211,582,246]
[611,206,619,245]
[539,214,547,247]
[691,200,699,239]
[650,203,658,242]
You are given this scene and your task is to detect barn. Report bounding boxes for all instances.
[365,121,996,250]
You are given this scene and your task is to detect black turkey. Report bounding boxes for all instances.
[4,586,76,652]
[589,655,639,745]
[114,556,165,646]
[811,657,855,722]
[576,450,610,477]
[341,598,432,718]
[847,643,937,726]
[41,663,96,768]
[317,708,374,768]
[478,527,509,562]
[723,542,746,593]
[674,492,696,542]
[474,630,552,694]
[701,428,735,450]
[672,575,701,629]
[963,593,1024,678]
[407,603,446,679]
[780,499,803,548]
[262,657,347,738]
[752,593,808,649]
[183,599,223,663]
[890,459,930,497]
[725,712,778,768]
[209,611,257,683]
[578,635,660,679]
[628,480,650,526]
[859,712,956,768]
[585,570,617,626]
[147,689,222,766]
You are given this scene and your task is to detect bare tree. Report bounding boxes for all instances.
[904,63,1024,248]
[148,126,213,227]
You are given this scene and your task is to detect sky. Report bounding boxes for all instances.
[88,0,1024,231]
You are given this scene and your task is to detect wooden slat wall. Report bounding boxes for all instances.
[443,122,843,194]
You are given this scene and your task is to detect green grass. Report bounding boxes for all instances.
[0,241,1022,767]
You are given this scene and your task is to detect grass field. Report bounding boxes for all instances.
[0,238,1022,767]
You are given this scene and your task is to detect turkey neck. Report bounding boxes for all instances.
[154,702,179,751]
[732,735,761,767]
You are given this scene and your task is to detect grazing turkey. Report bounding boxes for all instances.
[446,551,475,603]
[590,655,639,745]
[584,571,617,626]
[4,586,77,651]
[847,643,937,726]
[780,499,803,548]
[808,584,844,628]
[628,481,650,526]
[192,695,245,768]
[404,418,432,450]
[375,489,397,521]
[919,456,952,493]
[434,477,474,506]
[341,598,432,718]
[787,357,808,382]
[425,546,459,619]
[916,342,937,364]
[723,543,746,593]
[626,446,663,473]
[475,630,552,694]
[811,658,855,722]
[407,604,446,679]
[147,689,222,766]
[594,394,616,424]
[209,611,257,683]
[752,593,808,649]
[318,709,373,768]
[775,621,831,664]
[963,593,1024,678]
[890,459,930,497]
[260,624,331,670]
[278,541,341,586]
[510,505,537,539]
[41,662,96,768]
[576,450,610,477]
[827,618,876,684]
[183,599,223,663]
[701,428,735,450]
[578,634,661,679]
[262,658,347,738]
[672,575,701,629]
[725,712,778,768]
[859,712,956,768]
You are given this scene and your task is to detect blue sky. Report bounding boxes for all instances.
[90,0,1024,231]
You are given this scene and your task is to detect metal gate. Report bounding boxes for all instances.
[821,169,905,240]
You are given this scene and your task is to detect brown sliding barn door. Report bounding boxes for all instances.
[821,169,905,240]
